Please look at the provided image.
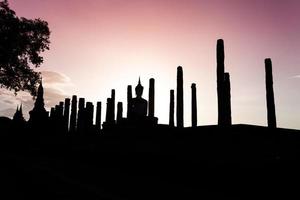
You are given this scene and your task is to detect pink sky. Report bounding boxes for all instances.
[1,0,300,129]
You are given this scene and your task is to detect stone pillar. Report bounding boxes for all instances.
[86,102,94,132]
[54,105,59,132]
[117,102,123,124]
[127,85,132,118]
[63,98,70,133]
[111,89,115,122]
[50,107,55,119]
[191,83,197,127]
[96,101,101,132]
[54,105,59,119]
[169,89,175,127]
[58,102,64,118]
[69,95,77,133]
[176,66,184,128]
[105,98,113,124]
[224,73,232,125]
[265,58,277,128]
[148,78,155,117]
[77,98,85,133]
[217,39,226,126]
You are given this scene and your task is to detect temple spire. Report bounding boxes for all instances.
[29,81,48,130]
[135,77,144,98]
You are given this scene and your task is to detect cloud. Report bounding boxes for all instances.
[41,71,72,86]
[290,75,300,79]
[0,70,74,119]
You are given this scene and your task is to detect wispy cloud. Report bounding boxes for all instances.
[290,75,300,79]
[0,70,74,119]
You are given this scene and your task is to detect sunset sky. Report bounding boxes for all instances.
[1,0,300,129]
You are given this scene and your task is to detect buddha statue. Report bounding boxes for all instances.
[129,78,148,119]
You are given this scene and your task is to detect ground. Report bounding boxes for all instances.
[1,125,300,199]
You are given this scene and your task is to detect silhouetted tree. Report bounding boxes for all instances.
[0,0,50,96]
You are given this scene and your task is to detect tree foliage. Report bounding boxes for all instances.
[0,0,50,96]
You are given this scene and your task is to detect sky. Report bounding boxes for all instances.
[1,0,300,129]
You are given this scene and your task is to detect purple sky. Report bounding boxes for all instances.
[1,0,300,129]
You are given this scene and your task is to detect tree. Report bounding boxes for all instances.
[0,0,50,96]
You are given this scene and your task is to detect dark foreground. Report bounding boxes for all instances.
[1,124,300,199]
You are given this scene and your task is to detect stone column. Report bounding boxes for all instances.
[96,101,101,132]
[265,58,277,128]
[176,66,184,128]
[111,89,115,122]
[148,78,155,117]
[58,102,64,118]
[224,73,232,125]
[105,98,112,124]
[217,39,225,126]
[69,95,77,133]
[77,98,85,133]
[191,83,197,127]
[86,102,94,132]
[63,98,70,133]
[50,107,55,119]
[127,85,132,118]
[169,89,175,127]
[117,102,123,124]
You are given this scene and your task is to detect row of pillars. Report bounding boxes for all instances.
[49,39,276,130]
[50,96,102,134]
[168,66,198,128]
[169,39,276,128]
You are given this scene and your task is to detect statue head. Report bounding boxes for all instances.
[135,77,144,98]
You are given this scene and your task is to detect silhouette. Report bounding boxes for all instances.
[217,39,225,125]
[169,89,175,127]
[77,98,85,134]
[224,73,232,125]
[129,78,148,119]
[176,66,184,128]
[111,89,116,123]
[85,102,94,134]
[0,39,283,135]
[148,78,155,117]
[28,82,49,131]
[12,104,25,131]
[103,89,116,128]
[216,39,232,126]
[117,102,123,124]
[265,58,277,128]
[1,38,300,199]
[13,104,25,123]
[63,98,70,133]
[0,1,50,96]
[95,101,102,132]
[191,83,197,127]
[102,78,159,129]
[70,95,78,133]
[127,85,133,118]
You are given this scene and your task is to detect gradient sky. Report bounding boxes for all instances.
[1,0,300,129]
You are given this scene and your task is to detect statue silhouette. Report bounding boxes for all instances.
[129,78,148,119]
